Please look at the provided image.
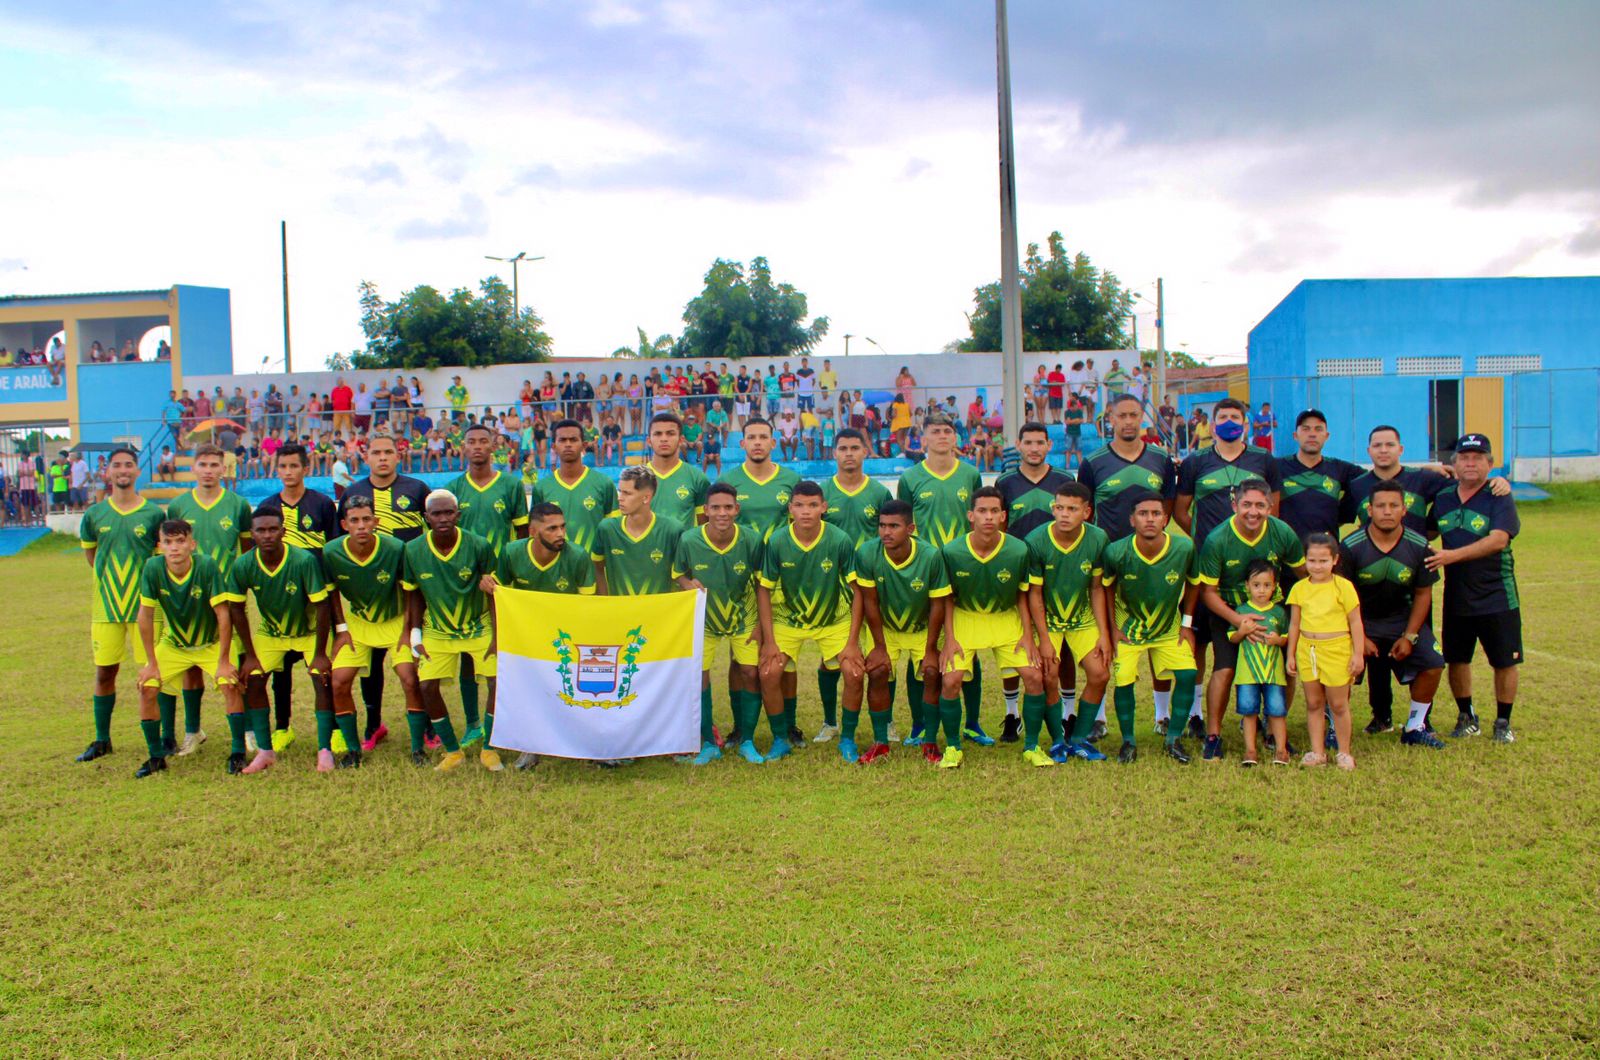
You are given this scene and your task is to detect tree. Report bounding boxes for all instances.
[958,233,1131,352]
[679,257,828,362]
[351,277,553,370]
[611,327,680,359]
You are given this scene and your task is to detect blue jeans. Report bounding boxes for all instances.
[1236,683,1287,718]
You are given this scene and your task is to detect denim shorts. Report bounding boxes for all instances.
[1235,683,1286,718]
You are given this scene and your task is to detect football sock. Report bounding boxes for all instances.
[1455,696,1474,717]
[939,697,963,748]
[1153,689,1172,723]
[767,706,787,737]
[818,667,840,726]
[869,708,891,743]
[92,693,115,742]
[739,691,764,740]
[272,668,292,730]
[484,709,495,745]
[157,693,177,745]
[1021,692,1045,750]
[1113,685,1137,746]
[405,710,428,753]
[783,696,798,733]
[1496,700,1514,723]
[226,711,248,754]
[906,662,926,733]
[841,707,861,742]
[182,688,203,734]
[315,709,334,751]
[1043,697,1066,744]
[334,712,360,753]
[962,674,982,728]
[1405,700,1429,733]
[360,668,386,735]
[1072,699,1102,743]
[1004,686,1020,719]
[700,687,715,745]
[140,718,163,759]
[1096,700,1107,722]
[431,713,461,753]
[1192,684,1204,714]
[1169,670,1197,746]
[459,677,481,729]
[248,707,273,754]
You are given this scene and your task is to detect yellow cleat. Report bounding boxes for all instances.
[435,750,466,772]
[480,749,504,772]
[330,729,349,755]
[271,727,296,753]
[1021,748,1058,768]
[938,747,964,770]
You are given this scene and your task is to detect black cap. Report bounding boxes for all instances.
[1454,433,1492,454]
[1295,408,1327,427]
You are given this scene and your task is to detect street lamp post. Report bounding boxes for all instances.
[995,0,1025,442]
[485,251,545,316]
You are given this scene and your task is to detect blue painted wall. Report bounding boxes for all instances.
[174,285,234,376]
[0,365,66,405]
[76,361,176,457]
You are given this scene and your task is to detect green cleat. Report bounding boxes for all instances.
[460,725,485,749]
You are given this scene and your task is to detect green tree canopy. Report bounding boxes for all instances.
[611,327,681,359]
[351,277,552,370]
[959,233,1132,352]
[679,257,829,362]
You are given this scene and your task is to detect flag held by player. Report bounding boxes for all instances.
[493,586,704,759]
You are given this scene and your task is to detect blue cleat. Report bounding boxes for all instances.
[902,727,925,747]
[1045,740,1071,764]
[737,740,765,764]
[1400,728,1447,749]
[691,742,722,766]
[765,737,793,762]
[838,738,859,763]
[1065,740,1107,762]
[962,724,996,747]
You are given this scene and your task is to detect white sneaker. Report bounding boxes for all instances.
[886,723,899,743]
[513,752,538,771]
[177,730,207,756]
[244,730,259,754]
[811,723,839,743]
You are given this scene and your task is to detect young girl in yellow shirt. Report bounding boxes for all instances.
[1287,533,1366,770]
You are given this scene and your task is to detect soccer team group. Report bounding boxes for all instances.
[70,393,1525,779]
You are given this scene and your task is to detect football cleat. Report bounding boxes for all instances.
[811,724,839,744]
[1153,718,1168,737]
[1400,728,1446,749]
[514,752,539,771]
[411,751,430,767]
[1185,715,1205,740]
[689,743,722,766]
[1451,712,1480,739]
[460,725,485,749]
[1087,720,1108,744]
[962,724,996,747]
[1021,748,1057,768]
[337,751,363,769]
[1165,741,1192,765]
[76,740,114,763]
[330,729,348,755]
[226,752,248,775]
[271,727,295,753]
[1491,718,1515,744]
[1364,716,1395,735]
[1000,715,1021,743]
[480,749,505,772]
[856,743,892,765]
[423,733,443,751]
[434,750,466,772]
[134,756,167,779]
[838,738,858,764]
[1117,742,1137,764]
[737,740,765,764]
[177,731,207,757]
[921,742,943,765]
[765,738,793,762]
[902,727,925,747]
[361,723,389,752]
[1064,740,1106,763]
[938,747,964,769]
[162,736,178,757]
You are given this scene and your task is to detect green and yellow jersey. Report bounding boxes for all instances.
[896,459,983,547]
[822,474,893,547]
[166,489,253,575]
[321,534,407,624]
[673,524,763,636]
[401,530,496,640]
[940,532,1030,614]
[1099,534,1197,645]
[347,474,429,542]
[850,537,950,634]
[719,462,801,540]
[255,488,341,553]
[648,459,710,526]
[495,538,596,595]
[224,546,330,638]
[447,470,529,556]
[1025,521,1110,632]
[1233,601,1288,685]
[529,467,617,557]
[1194,515,1305,609]
[592,513,684,596]
[79,498,166,623]
[139,554,229,648]
[760,523,855,629]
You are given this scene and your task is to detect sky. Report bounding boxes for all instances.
[2,1,1596,371]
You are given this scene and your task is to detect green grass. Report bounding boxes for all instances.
[3,502,1598,1058]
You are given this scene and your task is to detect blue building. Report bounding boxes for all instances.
[1248,277,1600,471]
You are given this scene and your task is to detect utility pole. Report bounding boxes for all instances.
[280,220,292,373]
[995,0,1025,442]
[486,251,545,317]
[1155,277,1167,410]
[843,333,853,357]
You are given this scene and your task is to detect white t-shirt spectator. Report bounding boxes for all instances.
[332,459,353,490]
[70,457,89,488]
[353,389,374,415]
[778,414,800,441]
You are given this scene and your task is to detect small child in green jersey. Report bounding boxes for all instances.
[1229,559,1290,767]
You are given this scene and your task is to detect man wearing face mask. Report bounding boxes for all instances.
[1175,398,1282,740]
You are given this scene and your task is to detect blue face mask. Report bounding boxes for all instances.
[1214,419,1245,442]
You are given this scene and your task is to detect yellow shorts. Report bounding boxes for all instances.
[1296,635,1353,688]
[946,609,1031,677]
[772,619,851,672]
[418,632,497,683]
[703,631,761,671]
[859,626,935,669]
[1048,626,1103,666]
[91,621,147,667]
[147,641,238,694]
[1113,638,1194,687]
[331,614,415,674]
[254,632,325,675]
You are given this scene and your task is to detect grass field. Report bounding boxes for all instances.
[3,490,1598,1058]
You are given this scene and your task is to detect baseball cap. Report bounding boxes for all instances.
[1294,408,1327,427]
[1454,433,1492,454]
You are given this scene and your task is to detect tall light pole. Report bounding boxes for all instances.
[280,220,292,373]
[995,0,1025,441]
[485,251,545,316]
[1154,277,1167,410]
[843,333,854,356]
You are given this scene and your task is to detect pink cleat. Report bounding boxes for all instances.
[316,748,336,773]
[424,734,442,751]
[360,724,389,753]
[241,749,278,775]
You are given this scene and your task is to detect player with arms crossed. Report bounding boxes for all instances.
[839,498,950,764]
[528,419,617,558]
[645,412,711,526]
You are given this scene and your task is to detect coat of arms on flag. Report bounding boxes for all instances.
[552,629,648,708]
